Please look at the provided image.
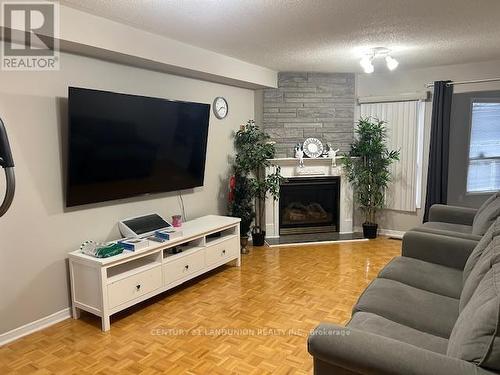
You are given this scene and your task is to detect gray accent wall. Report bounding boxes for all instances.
[262,72,355,157]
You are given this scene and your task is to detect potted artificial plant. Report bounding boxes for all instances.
[341,117,399,239]
[229,120,281,248]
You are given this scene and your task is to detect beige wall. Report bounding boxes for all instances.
[0,51,254,334]
[357,59,500,232]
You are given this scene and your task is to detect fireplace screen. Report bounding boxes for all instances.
[279,177,340,235]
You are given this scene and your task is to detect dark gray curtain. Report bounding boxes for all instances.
[423,81,453,222]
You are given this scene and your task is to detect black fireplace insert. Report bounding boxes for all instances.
[279,176,340,235]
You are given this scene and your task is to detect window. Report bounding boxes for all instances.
[467,101,500,193]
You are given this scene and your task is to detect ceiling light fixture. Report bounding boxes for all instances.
[385,55,399,71]
[360,47,399,73]
[360,55,374,74]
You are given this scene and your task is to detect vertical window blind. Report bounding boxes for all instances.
[359,100,424,212]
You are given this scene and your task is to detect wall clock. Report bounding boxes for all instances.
[213,96,228,119]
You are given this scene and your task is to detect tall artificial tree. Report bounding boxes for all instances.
[229,120,281,240]
[341,117,399,226]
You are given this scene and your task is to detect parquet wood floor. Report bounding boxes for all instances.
[1,238,401,374]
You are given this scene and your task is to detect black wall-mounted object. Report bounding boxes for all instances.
[66,87,211,207]
[0,117,15,217]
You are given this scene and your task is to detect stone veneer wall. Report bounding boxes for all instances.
[262,72,355,158]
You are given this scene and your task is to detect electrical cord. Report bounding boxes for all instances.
[178,191,187,221]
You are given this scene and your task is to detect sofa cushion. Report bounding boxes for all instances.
[353,278,459,338]
[349,311,449,354]
[476,193,499,216]
[460,236,500,312]
[378,256,462,298]
[473,192,500,235]
[413,222,482,241]
[447,263,500,371]
[420,221,473,233]
[463,217,500,284]
[476,191,499,219]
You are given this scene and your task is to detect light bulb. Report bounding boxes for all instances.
[360,56,374,74]
[386,55,399,71]
[360,56,371,69]
[364,62,374,73]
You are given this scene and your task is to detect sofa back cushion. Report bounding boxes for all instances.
[463,217,500,284]
[473,192,500,235]
[460,236,500,312]
[447,263,500,371]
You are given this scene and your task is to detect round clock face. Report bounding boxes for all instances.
[213,97,228,119]
[303,138,324,158]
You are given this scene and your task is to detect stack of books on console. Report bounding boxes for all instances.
[119,238,150,252]
[155,228,183,241]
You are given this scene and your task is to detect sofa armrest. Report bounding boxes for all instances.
[402,231,478,270]
[428,204,478,226]
[308,323,493,375]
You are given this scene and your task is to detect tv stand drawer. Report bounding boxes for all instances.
[107,266,162,309]
[163,251,205,286]
[205,236,238,265]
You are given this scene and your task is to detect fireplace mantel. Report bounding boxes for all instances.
[265,157,354,238]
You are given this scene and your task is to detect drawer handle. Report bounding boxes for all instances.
[184,264,189,270]
[221,249,226,255]
[136,284,141,291]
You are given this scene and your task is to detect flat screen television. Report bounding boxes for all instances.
[66,87,210,207]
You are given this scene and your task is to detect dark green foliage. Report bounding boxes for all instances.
[228,172,254,236]
[234,120,275,175]
[229,120,282,234]
[341,117,400,224]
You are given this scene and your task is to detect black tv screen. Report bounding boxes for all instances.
[66,87,210,207]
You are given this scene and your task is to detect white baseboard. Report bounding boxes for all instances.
[0,308,71,346]
[266,238,368,248]
[378,229,405,239]
[353,227,406,239]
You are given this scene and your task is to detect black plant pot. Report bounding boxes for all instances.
[362,223,378,239]
[252,230,266,247]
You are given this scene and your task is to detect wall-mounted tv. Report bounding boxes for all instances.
[66,87,210,207]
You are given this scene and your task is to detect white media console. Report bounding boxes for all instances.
[69,215,241,331]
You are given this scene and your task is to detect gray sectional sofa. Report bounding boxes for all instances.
[308,198,500,375]
[412,193,500,241]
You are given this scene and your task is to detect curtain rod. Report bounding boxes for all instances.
[425,77,500,88]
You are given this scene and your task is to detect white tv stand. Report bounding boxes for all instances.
[68,215,240,331]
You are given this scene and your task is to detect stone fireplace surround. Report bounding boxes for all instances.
[265,157,354,238]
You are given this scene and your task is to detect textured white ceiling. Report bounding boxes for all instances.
[60,0,500,72]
